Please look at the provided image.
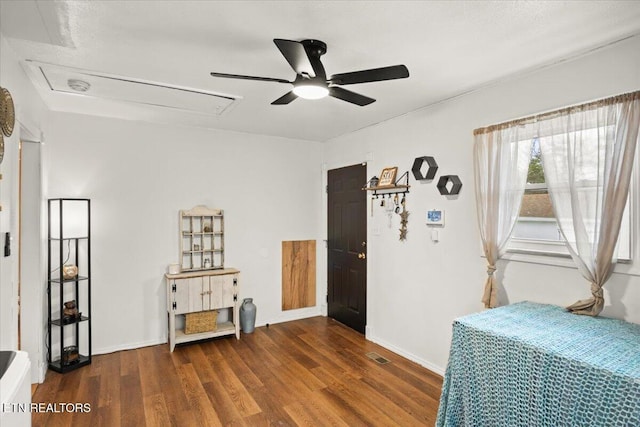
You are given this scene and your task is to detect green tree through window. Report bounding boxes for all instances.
[527,139,544,184]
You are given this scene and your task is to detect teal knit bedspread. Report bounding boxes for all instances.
[436,301,640,427]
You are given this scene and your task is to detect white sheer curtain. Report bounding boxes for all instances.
[474,127,532,308]
[538,92,640,316]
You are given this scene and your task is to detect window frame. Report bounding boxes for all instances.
[505,138,636,266]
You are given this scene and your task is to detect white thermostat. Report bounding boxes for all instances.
[426,209,444,226]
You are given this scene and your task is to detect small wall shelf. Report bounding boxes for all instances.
[411,156,438,181]
[180,205,225,271]
[363,171,411,196]
[437,175,463,195]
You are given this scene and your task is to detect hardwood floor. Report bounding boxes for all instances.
[32,316,443,426]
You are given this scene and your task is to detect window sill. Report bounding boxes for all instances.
[500,250,639,277]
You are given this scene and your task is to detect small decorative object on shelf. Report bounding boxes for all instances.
[61,346,79,366]
[185,310,218,334]
[62,300,81,323]
[62,264,78,280]
[437,175,463,195]
[411,156,438,181]
[47,198,92,373]
[180,205,225,271]
[378,166,398,187]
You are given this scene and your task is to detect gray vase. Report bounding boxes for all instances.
[240,298,256,334]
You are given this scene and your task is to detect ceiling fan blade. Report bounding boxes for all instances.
[271,91,298,105]
[273,39,315,77]
[329,65,409,85]
[329,87,375,106]
[210,72,291,84]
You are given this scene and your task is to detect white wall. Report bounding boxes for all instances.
[321,35,640,374]
[42,113,323,354]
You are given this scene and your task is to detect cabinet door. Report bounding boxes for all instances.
[174,277,205,314]
[208,274,235,309]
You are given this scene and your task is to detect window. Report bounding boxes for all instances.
[508,139,632,261]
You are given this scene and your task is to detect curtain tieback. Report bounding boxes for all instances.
[567,281,605,316]
[590,282,604,298]
[486,265,496,276]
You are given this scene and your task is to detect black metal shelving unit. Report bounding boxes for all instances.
[47,198,92,373]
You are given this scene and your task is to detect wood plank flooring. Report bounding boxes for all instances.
[32,316,443,426]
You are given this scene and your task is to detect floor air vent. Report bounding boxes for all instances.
[366,352,390,364]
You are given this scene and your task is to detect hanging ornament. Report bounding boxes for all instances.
[399,194,409,241]
[0,87,15,137]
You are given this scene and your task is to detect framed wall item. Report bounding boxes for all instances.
[378,167,398,187]
[427,209,445,226]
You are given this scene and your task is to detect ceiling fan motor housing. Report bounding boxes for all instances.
[302,39,327,57]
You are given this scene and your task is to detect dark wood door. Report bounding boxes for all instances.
[327,163,367,333]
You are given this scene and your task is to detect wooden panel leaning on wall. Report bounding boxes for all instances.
[282,240,316,310]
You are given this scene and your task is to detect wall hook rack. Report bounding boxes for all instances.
[363,170,410,197]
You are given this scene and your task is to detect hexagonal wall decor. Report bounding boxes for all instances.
[437,175,462,195]
[411,156,438,181]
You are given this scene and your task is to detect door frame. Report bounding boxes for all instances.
[325,162,368,334]
[19,136,45,383]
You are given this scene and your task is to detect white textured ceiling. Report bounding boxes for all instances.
[1,0,640,142]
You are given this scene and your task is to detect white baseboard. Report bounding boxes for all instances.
[367,333,446,377]
[93,337,167,356]
[37,361,46,384]
[258,307,322,327]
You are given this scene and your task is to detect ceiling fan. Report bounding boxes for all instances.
[210,39,409,106]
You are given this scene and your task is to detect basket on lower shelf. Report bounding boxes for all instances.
[185,310,218,334]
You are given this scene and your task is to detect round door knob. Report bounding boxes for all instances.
[358,253,366,259]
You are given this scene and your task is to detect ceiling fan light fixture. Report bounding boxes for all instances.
[293,84,328,100]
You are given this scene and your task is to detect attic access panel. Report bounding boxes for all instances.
[31,62,239,116]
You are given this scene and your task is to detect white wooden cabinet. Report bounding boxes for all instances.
[166,268,239,352]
